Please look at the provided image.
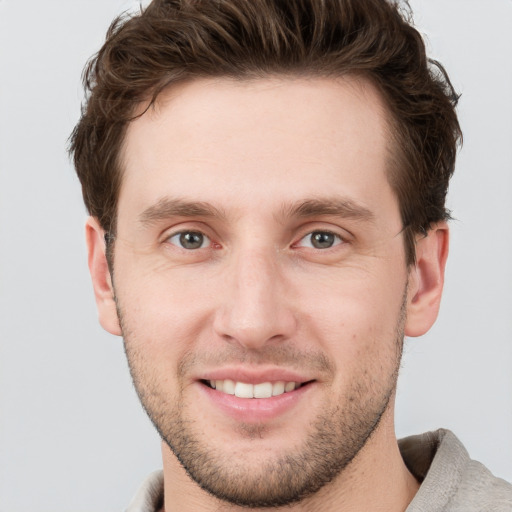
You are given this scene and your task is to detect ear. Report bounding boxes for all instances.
[405,222,449,337]
[85,217,122,336]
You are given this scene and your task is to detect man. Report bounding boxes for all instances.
[70,0,512,510]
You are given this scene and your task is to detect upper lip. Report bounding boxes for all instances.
[197,367,313,385]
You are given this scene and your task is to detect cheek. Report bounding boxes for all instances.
[114,261,221,362]
[297,266,406,361]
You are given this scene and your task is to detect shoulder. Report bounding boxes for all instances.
[401,429,512,512]
[451,455,512,511]
[125,470,164,512]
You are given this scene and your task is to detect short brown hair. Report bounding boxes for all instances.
[70,0,462,264]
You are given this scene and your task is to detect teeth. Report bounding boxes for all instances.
[254,382,272,398]
[235,382,253,398]
[208,379,299,398]
[223,379,235,395]
[273,381,285,395]
[285,381,296,393]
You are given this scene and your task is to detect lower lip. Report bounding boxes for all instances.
[199,382,313,423]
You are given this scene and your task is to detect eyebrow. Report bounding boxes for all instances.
[138,197,227,226]
[138,196,374,227]
[279,198,375,223]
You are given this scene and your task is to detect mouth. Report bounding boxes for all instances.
[201,379,311,398]
[198,374,316,422]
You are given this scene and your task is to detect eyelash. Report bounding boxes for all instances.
[164,228,347,252]
[295,230,344,250]
[166,230,213,250]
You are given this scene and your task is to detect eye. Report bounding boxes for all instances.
[297,231,343,249]
[167,231,211,250]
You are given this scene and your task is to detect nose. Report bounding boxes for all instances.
[213,248,297,350]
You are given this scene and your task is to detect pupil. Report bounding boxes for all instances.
[312,232,334,249]
[180,232,203,249]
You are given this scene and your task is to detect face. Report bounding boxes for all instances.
[106,77,413,506]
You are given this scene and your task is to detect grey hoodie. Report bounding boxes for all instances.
[401,429,512,511]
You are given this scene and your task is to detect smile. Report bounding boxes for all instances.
[206,380,303,398]
[199,376,315,422]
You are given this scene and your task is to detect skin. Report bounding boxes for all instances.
[87,77,448,511]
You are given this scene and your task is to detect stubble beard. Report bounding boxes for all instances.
[118,297,406,509]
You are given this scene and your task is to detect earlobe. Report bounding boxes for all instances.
[405,222,449,337]
[85,217,122,336]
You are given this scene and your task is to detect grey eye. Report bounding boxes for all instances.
[297,231,342,249]
[168,231,210,250]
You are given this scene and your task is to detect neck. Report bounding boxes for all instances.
[160,406,419,512]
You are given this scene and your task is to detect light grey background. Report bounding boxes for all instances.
[0,0,511,510]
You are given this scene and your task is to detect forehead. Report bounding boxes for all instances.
[119,76,397,225]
